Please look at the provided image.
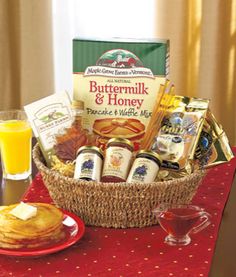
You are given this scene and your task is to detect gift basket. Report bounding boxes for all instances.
[26,38,233,228]
[33,144,205,228]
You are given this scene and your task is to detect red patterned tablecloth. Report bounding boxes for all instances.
[0,149,235,277]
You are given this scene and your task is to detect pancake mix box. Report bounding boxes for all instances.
[73,38,169,147]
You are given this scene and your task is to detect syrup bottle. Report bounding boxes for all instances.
[54,100,88,162]
[71,100,84,131]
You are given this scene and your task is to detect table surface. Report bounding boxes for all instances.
[0,142,236,277]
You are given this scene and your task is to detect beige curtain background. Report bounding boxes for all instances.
[0,0,236,144]
[156,0,236,144]
[0,0,54,110]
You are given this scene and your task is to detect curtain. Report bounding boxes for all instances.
[0,0,54,110]
[156,0,236,144]
[1,0,236,145]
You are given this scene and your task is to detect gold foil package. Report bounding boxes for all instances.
[151,95,209,171]
[194,110,234,168]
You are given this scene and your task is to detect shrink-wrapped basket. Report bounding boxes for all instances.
[33,144,205,228]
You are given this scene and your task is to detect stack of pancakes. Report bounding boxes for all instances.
[0,203,65,249]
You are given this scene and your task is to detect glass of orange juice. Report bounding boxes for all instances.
[0,110,32,180]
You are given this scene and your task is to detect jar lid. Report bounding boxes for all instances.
[107,138,134,149]
[72,100,84,110]
[77,146,104,158]
[137,150,162,165]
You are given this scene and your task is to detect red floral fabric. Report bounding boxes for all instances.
[0,148,235,277]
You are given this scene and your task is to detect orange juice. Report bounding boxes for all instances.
[0,120,32,175]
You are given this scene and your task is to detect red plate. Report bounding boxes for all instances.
[0,210,85,257]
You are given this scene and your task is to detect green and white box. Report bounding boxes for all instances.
[73,38,169,146]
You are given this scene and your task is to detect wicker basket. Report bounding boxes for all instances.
[33,144,205,228]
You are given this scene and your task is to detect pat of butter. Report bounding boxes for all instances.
[9,202,37,221]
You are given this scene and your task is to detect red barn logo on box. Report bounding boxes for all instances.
[84,49,154,78]
[96,49,143,68]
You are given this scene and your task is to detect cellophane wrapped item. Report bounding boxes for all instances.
[151,95,209,171]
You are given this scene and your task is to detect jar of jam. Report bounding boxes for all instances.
[127,150,162,183]
[74,146,104,181]
[101,138,134,182]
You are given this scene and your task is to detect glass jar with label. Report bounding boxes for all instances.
[74,146,104,181]
[101,138,134,183]
[127,150,162,183]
